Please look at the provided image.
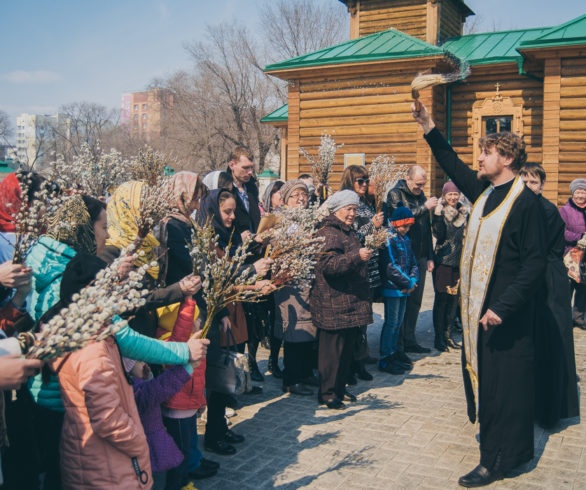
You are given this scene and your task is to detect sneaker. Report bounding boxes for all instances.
[404,343,431,354]
[395,351,413,365]
[378,360,405,375]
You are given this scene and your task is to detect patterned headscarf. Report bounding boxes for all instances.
[46,195,97,255]
[171,171,200,221]
[106,181,160,279]
[0,173,22,232]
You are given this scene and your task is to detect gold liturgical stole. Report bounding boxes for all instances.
[460,177,525,416]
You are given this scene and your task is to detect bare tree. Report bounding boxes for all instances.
[184,22,279,171]
[52,102,119,162]
[260,0,348,61]
[0,110,12,145]
[153,0,348,173]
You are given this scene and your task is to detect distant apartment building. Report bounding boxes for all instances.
[120,89,173,144]
[15,113,70,170]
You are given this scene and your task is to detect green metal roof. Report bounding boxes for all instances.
[520,14,586,49]
[441,27,552,66]
[257,169,280,178]
[260,104,288,123]
[264,29,445,72]
[0,162,13,173]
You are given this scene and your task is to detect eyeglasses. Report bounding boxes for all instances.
[356,178,370,186]
[289,192,309,200]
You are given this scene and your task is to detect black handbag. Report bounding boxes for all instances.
[205,328,251,395]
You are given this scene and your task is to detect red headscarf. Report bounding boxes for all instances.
[0,173,22,233]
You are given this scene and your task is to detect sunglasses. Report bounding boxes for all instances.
[356,178,370,186]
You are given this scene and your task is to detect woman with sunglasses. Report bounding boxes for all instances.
[339,165,384,382]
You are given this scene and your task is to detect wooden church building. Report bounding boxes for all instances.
[262,0,586,205]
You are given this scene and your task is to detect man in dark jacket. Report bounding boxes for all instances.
[226,146,265,382]
[226,147,261,238]
[386,166,437,354]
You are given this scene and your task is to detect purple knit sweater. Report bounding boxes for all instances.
[132,365,191,472]
[559,199,586,255]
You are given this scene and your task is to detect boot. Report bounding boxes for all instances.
[445,295,461,350]
[267,355,283,379]
[248,355,264,382]
[433,293,448,352]
[354,360,373,381]
[267,336,283,379]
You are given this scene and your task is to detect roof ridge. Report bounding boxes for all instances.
[444,25,551,42]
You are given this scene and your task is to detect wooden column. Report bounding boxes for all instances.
[287,80,300,180]
[542,58,561,205]
[279,126,288,179]
[426,0,439,45]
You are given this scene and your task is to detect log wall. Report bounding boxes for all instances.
[438,0,464,43]
[558,57,586,205]
[359,0,428,40]
[448,64,544,188]
[287,62,438,196]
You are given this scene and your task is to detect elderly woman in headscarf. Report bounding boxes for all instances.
[273,180,318,396]
[560,178,586,329]
[310,190,373,410]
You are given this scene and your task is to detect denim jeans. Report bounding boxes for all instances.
[380,297,407,358]
[163,414,198,490]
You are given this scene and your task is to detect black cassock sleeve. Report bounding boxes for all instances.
[424,128,488,204]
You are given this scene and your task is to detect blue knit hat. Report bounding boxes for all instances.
[391,202,414,227]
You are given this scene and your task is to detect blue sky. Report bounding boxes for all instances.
[1,0,584,127]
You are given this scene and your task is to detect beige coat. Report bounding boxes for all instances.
[58,337,151,490]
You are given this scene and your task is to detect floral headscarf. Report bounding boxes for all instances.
[106,181,160,279]
[46,195,97,255]
[170,171,200,221]
[0,173,22,233]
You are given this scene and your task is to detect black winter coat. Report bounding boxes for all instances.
[225,169,261,234]
[310,214,372,330]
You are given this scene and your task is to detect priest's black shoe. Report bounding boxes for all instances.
[188,462,217,480]
[458,465,502,488]
[204,440,236,456]
[224,429,244,444]
[404,343,431,354]
[343,390,357,402]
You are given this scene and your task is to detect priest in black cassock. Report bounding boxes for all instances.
[412,102,547,487]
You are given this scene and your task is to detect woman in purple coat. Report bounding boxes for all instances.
[559,178,586,329]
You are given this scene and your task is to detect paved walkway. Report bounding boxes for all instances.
[196,275,585,489]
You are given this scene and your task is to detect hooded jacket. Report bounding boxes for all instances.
[59,337,152,489]
[379,229,419,297]
[386,179,433,260]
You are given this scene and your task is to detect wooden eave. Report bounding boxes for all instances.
[518,44,586,60]
[265,54,448,80]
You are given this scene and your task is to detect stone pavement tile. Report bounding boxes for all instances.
[421,475,462,489]
[375,460,410,480]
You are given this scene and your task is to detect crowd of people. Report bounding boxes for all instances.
[0,106,581,488]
